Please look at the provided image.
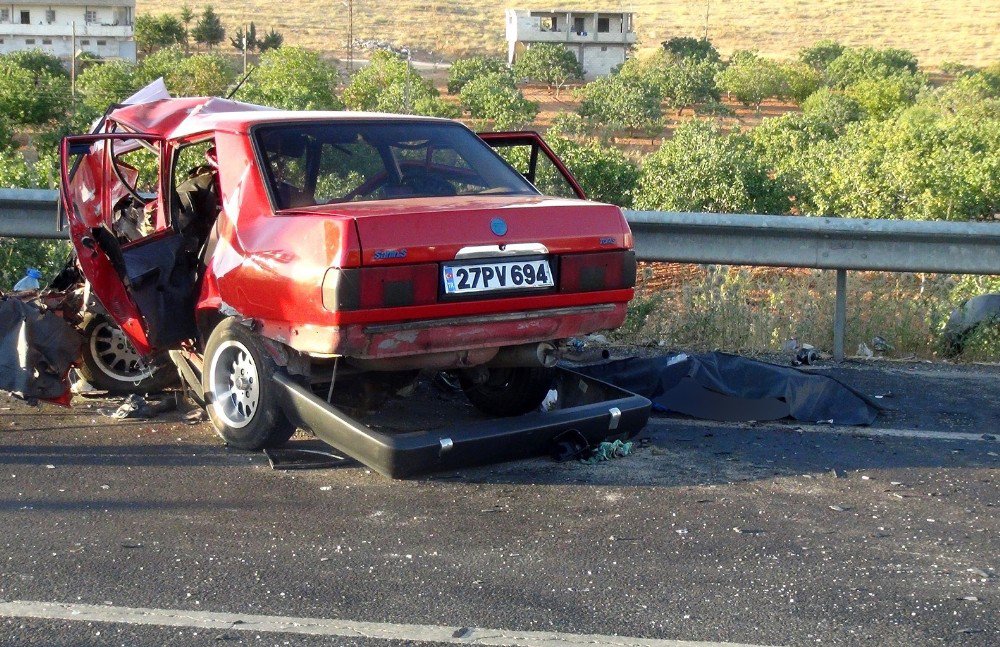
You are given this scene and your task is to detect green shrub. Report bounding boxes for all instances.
[0,52,70,125]
[547,136,638,206]
[447,56,510,94]
[777,62,823,103]
[460,72,537,129]
[236,46,342,110]
[662,37,720,64]
[342,49,444,114]
[634,119,788,214]
[799,40,845,73]
[577,74,661,136]
[715,51,784,111]
[512,44,583,96]
[801,89,865,132]
[844,73,923,118]
[825,47,919,88]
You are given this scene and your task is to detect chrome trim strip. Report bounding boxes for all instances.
[454,243,549,259]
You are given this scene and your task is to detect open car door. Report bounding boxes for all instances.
[60,133,198,357]
[478,131,587,200]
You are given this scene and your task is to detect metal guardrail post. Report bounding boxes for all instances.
[833,269,847,362]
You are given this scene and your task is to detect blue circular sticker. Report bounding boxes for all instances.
[490,218,508,236]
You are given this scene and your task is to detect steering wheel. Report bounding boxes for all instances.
[401,169,456,197]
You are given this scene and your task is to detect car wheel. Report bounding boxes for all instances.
[460,366,555,417]
[78,313,178,394]
[203,318,296,450]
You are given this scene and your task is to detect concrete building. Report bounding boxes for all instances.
[0,1,136,61]
[505,8,636,80]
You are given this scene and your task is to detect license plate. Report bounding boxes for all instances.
[442,259,554,295]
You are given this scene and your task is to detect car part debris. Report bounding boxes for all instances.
[104,393,177,419]
[943,293,1000,355]
[264,447,351,470]
[581,352,881,425]
[582,439,634,463]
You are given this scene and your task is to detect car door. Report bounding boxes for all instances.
[60,133,198,356]
[478,131,587,200]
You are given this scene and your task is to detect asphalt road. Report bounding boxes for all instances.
[1,359,997,646]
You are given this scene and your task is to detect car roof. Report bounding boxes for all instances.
[108,97,452,140]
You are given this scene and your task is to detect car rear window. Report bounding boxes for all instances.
[254,120,539,210]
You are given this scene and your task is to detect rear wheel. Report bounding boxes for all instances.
[460,366,554,417]
[203,318,296,450]
[78,313,177,393]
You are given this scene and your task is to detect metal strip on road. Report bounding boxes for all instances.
[646,418,995,443]
[0,600,776,647]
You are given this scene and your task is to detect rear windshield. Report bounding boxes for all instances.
[254,120,538,209]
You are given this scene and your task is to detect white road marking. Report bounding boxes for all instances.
[0,600,775,647]
[646,418,994,443]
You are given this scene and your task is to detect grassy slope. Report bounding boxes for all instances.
[140,0,1000,65]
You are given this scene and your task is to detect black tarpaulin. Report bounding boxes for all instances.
[0,296,82,401]
[581,352,880,425]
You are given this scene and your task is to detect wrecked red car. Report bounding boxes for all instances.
[56,96,646,475]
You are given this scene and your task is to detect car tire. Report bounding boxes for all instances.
[203,318,297,450]
[78,313,178,394]
[460,366,555,417]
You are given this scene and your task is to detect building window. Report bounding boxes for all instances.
[20,10,30,24]
[597,17,610,33]
[540,16,558,31]
[573,17,585,33]
[81,39,90,45]
[85,10,97,23]
[0,9,9,22]
[45,9,55,23]
[25,38,35,45]
[96,40,107,46]
[601,46,608,51]
[42,38,52,45]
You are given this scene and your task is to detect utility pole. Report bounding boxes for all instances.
[348,0,354,73]
[242,24,248,76]
[70,21,76,101]
[403,48,411,114]
[703,1,710,40]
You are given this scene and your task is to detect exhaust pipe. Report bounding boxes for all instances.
[487,342,560,368]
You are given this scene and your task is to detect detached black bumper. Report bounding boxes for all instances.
[273,369,651,479]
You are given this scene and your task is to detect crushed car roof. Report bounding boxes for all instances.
[108,97,451,140]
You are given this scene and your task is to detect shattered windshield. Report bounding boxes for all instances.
[254,121,538,210]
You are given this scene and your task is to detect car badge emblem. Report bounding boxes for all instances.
[490,218,508,236]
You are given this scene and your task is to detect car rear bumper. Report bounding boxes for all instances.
[265,303,628,359]
[273,367,651,478]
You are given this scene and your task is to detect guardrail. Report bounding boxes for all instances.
[3,190,998,361]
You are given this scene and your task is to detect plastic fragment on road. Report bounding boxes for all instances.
[582,439,634,464]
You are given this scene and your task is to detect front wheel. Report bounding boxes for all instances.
[460,366,555,417]
[203,318,296,450]
[77,313,177,394]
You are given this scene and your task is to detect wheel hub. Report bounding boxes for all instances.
[209,341,261,429]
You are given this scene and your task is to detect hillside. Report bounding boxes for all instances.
[138,0,1000,65]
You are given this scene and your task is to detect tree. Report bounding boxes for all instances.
[459,73,537,129]
[134,14,185,55]
[715,51,784,112]
[179,4,195,55]
[258,29,283,52]
[844,73,922,119]
[799,40,845,73]
[512,44,583,97]
[777,62,823,103]
[661,57,720,114]
[447,56,510,94]
[342,49,451,115]
[168,53,236,96]
[0,53,70,125]
[0,115,14,153]
[135,46,186,86]
[77,59,139,112]
[825,47,919,88]
[192,6,225,50]
[230,22,258,53]
[633,119,788,214]
[236,47,342,110]
[547,136,639,206]
[577,74,662,137]
[662,36,720,64]
[800,89,865,133]
[4,50,66,78]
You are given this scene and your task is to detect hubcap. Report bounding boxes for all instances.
[90,320,154,382]
[209,340,260,429]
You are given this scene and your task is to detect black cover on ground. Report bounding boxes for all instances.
[0,296,82,401]
[580,352,880,425]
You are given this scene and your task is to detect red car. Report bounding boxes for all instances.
[60,97,643,474]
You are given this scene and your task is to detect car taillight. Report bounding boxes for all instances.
[322,265,438,311]
[559,251,636,293]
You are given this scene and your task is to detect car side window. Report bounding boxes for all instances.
[170,139,219,241]
[491,142,580,200]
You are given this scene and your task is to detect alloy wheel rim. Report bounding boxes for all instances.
[209,340,260,429]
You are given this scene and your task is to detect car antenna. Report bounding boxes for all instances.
[226,66,257,100]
